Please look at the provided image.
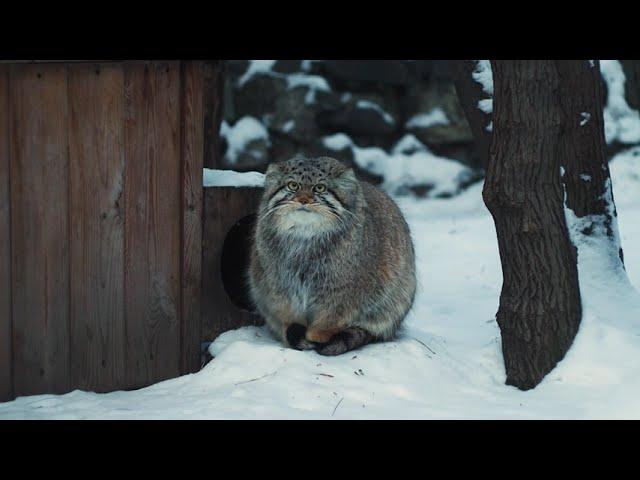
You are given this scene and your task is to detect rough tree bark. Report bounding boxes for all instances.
[556,60,625,268]
[620,60,640,112]
[485,60,583,391]
[451,60,492,168]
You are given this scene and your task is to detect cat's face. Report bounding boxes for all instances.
[261,156,360,237]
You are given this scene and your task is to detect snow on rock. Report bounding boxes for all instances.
[238,61,331,105]
[405,107,449,129]
[238,60,277,86]
[286,73,331,104]
[221,117,270,165]
[601,60,640,145]
[355,100,395,125]
[203,169,265,188]
[323,133,473,198]
[391,134,428,155]
[322,133,353,151]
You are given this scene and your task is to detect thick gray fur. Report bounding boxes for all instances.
[248,156,416,355]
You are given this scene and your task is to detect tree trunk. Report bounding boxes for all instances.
[486,60,582,391]
[452,60,492,168]
[620,60,640,113]
[556,60,625,267]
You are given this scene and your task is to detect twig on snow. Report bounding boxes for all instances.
[331,397,344,417]
[234,370,278,386]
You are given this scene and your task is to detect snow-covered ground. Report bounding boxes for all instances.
[2,147,639,419]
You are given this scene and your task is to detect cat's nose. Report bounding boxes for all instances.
[296,195,313,205]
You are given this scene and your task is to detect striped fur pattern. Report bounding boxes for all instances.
[248,156,416,355]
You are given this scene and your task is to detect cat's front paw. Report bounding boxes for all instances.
[316,335,349,356]
[286,323,317,351]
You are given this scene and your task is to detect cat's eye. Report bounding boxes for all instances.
[287,181,299,192]
[313,184,326,193]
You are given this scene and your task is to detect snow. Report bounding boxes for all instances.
[601,60,640,144]
[322,133,353,151]
[203,169,265,188]
[3,65,640,419]
[405,108,449,129]
[472,60,493,133]
[472,60,494,96]
[220,117,270,165]
[391,134,427,155]
[282,120,295,133]
[322,132,473,197]
[2,148,640,419]
[287,73,330,104]
[355,100,395,125]
[237,60,276,87]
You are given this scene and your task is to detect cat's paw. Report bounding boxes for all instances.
[286,323,317,351]
[316,336,349,356]
[286,323,306,347]
[296,339,318,351]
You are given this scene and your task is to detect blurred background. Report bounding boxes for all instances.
[218,60,640,198]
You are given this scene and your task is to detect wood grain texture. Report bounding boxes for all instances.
[202,187,263,342]
[180,62,204,374]
[124,61,181,389]
[10,64,70,396]
[202,61,225,169]
[0,65,12,401]
[68,63,126,391]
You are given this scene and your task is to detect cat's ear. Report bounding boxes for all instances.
[339,167,357,182]
[265,162,285,184]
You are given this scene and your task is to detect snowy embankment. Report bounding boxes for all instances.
[2,147,639,419]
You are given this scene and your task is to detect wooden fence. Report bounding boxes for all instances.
[0,60,231,402]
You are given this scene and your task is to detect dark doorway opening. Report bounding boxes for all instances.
[220,214,257,312]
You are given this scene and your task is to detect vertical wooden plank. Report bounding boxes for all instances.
[68,63,126,391]
[10,64,70,396]
[202,187,263,342]
[202,61,225,169]
[124,61,181,388]
[180,61,204,374]
[0,65,12,401]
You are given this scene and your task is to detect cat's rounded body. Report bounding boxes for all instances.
[248,156,416,355]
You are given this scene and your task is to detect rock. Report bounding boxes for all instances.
[429,143,484,171]
[402,82,474,146]
[268,133,302,164]
[226,60,250,76]
[316,94,397,137]
[222,137,270,171]
[405,60,440,82]
[222,75,238,124]
[234,73,287,120]
[272,60,302,74]
[268,87,318,143]
[321,60,412,86]
[221,117,271,171]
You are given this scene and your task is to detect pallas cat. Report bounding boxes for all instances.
[249,156,416,355]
